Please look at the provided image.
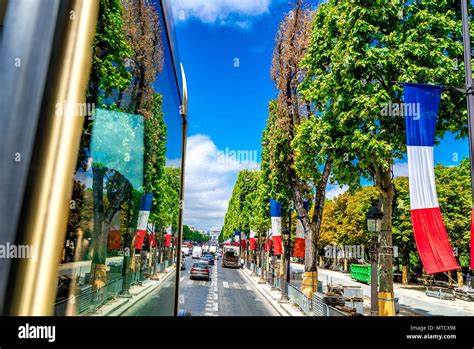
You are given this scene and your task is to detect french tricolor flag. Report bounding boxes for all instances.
[234,230,240,246]
[134,193,153,250]
[265,229,273,252]
[404,83,459,274]
[165,225,172,247]
[293,200,309,258]
[241,233,247,249]
[249,230,256,251]
[270,199,282,255]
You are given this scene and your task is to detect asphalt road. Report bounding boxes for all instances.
[122,256,279,316]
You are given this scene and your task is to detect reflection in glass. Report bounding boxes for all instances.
[54,0,183,317]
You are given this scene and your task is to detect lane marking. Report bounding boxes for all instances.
[180,277,184,282]
[223,281,229,288]
[233,283,241,289]
[213,303,218,311]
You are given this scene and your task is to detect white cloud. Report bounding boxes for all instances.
[325,184,349,200]
[393,162,409,177]
[172,0,271,26]
[181,134,259,230]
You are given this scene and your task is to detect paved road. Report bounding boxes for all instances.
[122,273,176,316]
[123,256,279,316]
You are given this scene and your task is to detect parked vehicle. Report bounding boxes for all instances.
[192,246,203,259]
[190,263,210,281]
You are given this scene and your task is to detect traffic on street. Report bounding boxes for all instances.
[122,249,278,317]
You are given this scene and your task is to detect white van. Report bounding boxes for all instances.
[182,246,190,256]
[192,246,202,259]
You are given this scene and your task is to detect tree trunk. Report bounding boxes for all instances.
[90,165,107,289]
[375,166,395,316]
[402,251,409,285]
[457,270,464,287]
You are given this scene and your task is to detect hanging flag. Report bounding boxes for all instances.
[234,230,240,246]
[249,230,256,251]
[107,210,122,250]
[134,193,153,250]
[224,238,232,246]
[270,199,282,255]
[404,82,459,274]
[265,229,273,252]
[241,233,247,249]
[165,225,172,247]
[294,200,309,258]
[148,223,156,247]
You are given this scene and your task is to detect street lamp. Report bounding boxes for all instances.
[366,201,383,316]
[279,228,291,303]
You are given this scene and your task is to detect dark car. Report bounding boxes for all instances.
[203,254,215,265]
[190,263,210,281]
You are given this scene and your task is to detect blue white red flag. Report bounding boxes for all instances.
[404,83,459,274]
[270,199,282,255]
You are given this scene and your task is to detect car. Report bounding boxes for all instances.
[198,258,210,267]
[203,254,215,265]
[181,252,186,270]
[190,262,210,281]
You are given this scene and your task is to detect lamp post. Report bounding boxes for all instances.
[279,228,290,303]
[366,201,383,316]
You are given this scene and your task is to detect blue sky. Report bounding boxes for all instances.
[170,0,471,230]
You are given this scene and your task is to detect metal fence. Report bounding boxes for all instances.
[53,271,146,316]
[288,284,312,315]
[312,295,347,316]
[287,284,349,317]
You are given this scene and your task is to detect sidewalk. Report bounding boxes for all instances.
[240,267,305,317]
[89,265,175,316]
[317,267,474,316]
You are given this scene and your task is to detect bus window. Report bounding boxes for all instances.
[0,0,187,316]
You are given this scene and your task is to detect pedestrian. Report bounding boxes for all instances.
[240,257,244,269]
[467,273,472,288]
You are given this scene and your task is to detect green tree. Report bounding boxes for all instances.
[300,0,467,306]
[222,170,259,240]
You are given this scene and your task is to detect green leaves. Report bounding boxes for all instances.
[222,170,262,239]
[300,0,467,186]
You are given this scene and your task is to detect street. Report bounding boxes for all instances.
[122,256,279,316]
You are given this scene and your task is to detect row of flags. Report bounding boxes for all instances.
[106,192,175,251]
[233,198,308,258]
